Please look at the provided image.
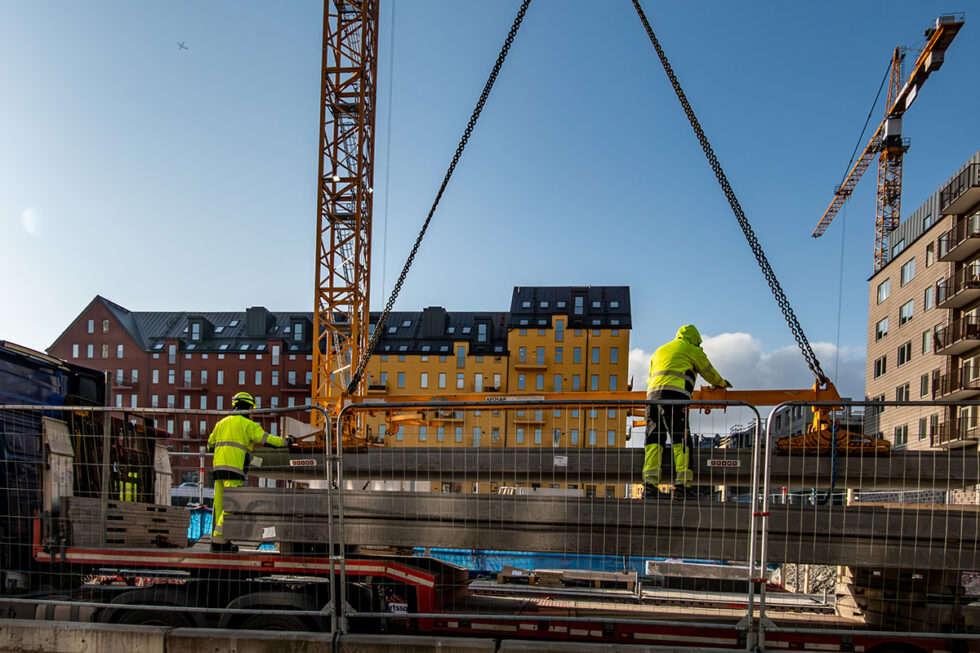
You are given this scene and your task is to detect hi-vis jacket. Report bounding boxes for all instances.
[207,414,286,478]
[647,325,726,398]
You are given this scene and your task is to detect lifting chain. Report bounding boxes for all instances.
[347,0,533,394]
[631,0,828,385]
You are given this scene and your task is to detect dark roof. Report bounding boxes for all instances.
[371,310,509,356]
[71,286,631,356]
[509,286,631,329]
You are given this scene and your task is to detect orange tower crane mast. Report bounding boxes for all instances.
[811,14,964,272]
[312,0,380,430]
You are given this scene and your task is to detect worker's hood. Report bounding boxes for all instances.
[676,324,702,347]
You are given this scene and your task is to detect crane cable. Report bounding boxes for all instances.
[631,0,828,386]
[347,0,533,394]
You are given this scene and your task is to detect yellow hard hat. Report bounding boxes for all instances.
[231,391,255,409]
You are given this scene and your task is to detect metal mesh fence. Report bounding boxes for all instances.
[0,399,977,648]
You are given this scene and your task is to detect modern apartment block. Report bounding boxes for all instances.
[866,150,980,451]
[49,287,632,491]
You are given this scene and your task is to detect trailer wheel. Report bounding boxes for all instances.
[239,613,312,632]
[113,608,194,628]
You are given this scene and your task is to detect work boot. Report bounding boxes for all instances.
[672,486,702,501]
[643,483,662,500]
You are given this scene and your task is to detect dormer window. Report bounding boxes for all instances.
[293,322,303,342]
[191,322,201,341]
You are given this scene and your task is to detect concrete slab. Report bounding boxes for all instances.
[0,619,166,653]
[339,634,496,652]
[167,627,331,653]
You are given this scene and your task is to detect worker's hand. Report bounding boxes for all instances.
[722,379,733,388]
[285,435,296,449]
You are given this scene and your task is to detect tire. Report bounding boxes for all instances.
[238,613,313,632]
[112,608,194,628]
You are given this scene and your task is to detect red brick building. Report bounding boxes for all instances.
[48,296,315,483]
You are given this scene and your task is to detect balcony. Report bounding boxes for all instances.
[113,377,138,390]
[513,359,547,371]
[933,368,980,400]
[935,265,980,309]
[940,163,980,215]
[933,318,980,355]
[932,421,980,449]
[283,382,311,393]
[938,216,980,262]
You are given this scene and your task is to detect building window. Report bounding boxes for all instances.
[877,279,890,304]
[572,375,581,390]
[533,428,542,445]
[168,344,176,365]
[536,347,545,365]
[607,430,615,446]
[573,347,582,364]
[896,341,911,367]
[115,345,123,359]
[418,426,427,442]
[102,344,109,359]
[553,374,562,392]
[895,383,910,402]
[254,370,262,385]
[899,300,914,326]
[102,320,109,334]
[200,370,207,385]
[875,317,888,341]
[217,396,224,410]
[87,319,94,334]
[574,296,584,315]
[552,429,561,447]
[518,374,526,390]
[873,356,887,379]
[287,370,296,385]
[923,286,933,311]
[72,344,78,358]
[900,259,915,286]
[590,375,599,391]
[151,394,158,408]
[588,429,597,446]
[891,239,905,259]
[922,330,931,354]
[518,347,526,363]
[926,242,935,267]
[168,369,175,384]
[920,373,929,397]
[238,370,245,385]
[609,375,617,391]
[293,323,303,342]
[570,429,579,445]
[456,346,465,369]
[152,369,159,384]
[398,372,405,389]
[554,347,563,363]
[516,428,524,444]
[555,319,564,342]
[610,347,618,364]
[420,372,428,389]
[591,347,599,364]
[477,323,487,343]
[455,372,463,390]
[271,370,278,385]
[167,394,175,408]
[272,345,280,365]
[454,426,463,443]
[86,344,94,359]
[894,424,908,447]
[474,373,483,392]
[183,395,191,410]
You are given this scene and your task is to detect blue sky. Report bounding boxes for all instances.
[2,1,979,401]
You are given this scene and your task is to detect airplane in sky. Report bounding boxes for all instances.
[177,41,188,51]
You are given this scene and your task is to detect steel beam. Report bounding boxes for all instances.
[254,447,980,490]
[222,490,980,569]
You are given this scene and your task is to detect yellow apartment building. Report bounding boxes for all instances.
[361,286,632,497]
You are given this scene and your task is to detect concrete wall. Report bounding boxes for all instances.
[0,620,499,653]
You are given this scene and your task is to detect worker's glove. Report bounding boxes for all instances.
[722,379,733,388]
[285,435,296,449]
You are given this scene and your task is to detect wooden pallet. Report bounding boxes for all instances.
[62,496,189,549]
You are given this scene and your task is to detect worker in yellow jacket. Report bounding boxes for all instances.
[207,391,290,552]
[644,325,731,500]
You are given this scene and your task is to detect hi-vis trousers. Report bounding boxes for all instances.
[643,388,693,487]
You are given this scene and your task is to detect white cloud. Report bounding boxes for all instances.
[20,207,41,237]
[629,332,865,401]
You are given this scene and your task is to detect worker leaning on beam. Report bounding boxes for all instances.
[207,391,291,552]
[644,325,731,501]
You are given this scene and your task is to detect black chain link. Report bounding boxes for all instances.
[347,0,533,394]
[631,0,827,386]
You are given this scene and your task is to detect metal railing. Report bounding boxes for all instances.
[935,263,980,306]
[940,162,980,213]
[933,317,980,353]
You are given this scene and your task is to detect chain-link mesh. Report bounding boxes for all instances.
[347,0,533,394]
[631,0,827,385]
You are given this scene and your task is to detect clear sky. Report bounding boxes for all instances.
[2,1,979,403]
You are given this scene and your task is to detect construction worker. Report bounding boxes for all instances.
[644,325,731,500]
[207,391,290,552]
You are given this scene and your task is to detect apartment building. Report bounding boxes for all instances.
[866,151,980,451]
[49,286,632,492]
